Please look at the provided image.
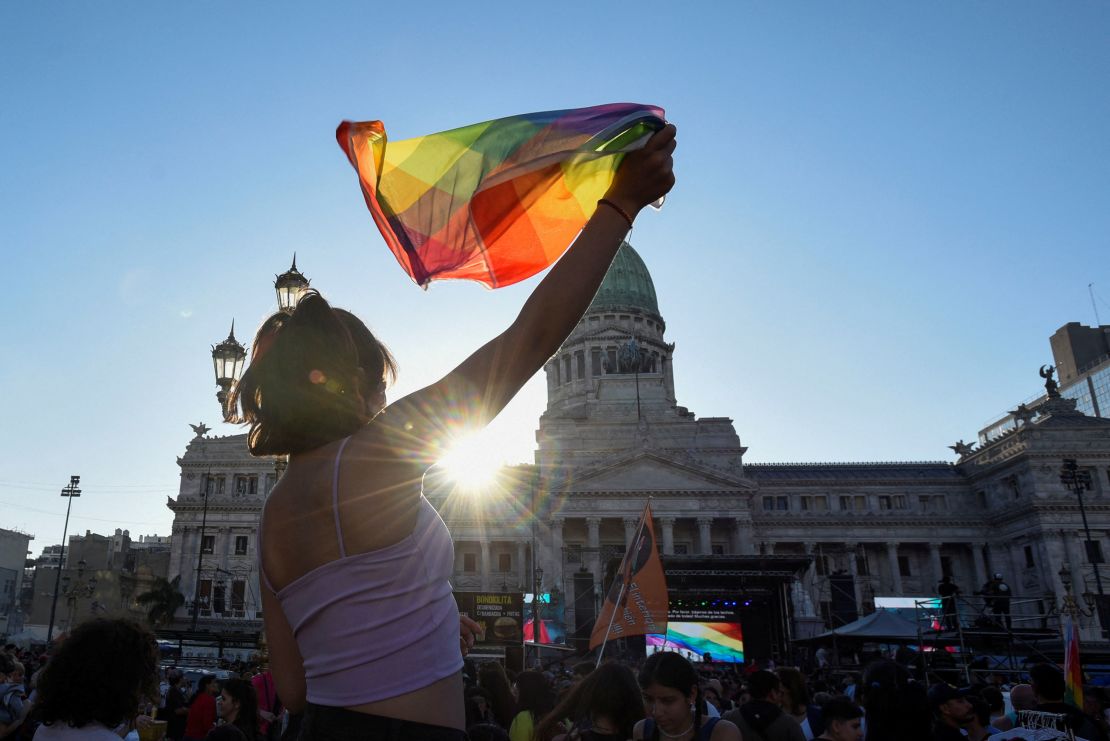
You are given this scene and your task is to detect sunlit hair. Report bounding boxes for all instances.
[638,652,702,741]
[535,662,643,741]
[231,291,396,456]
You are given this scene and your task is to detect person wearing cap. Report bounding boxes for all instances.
[928,683,973,741]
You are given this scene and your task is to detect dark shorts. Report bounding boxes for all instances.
[297,703,468,741]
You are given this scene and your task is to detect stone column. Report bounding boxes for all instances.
[886,542,903,594]
[219,527,231,571]
[517,541,528,591]
[480,540,491,591]
[732,518,754,555]
[623,517,638,551]
[847,543,862,611]
[928,542,943,589]
[804,542,820,611]
[697,517,713,555]
[763,541,776,556]
[660,517,675,556]
[971,543,988,590]
[586,517,602,586]
[550,518,565,591]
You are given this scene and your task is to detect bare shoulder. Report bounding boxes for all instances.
[712,718,743,741]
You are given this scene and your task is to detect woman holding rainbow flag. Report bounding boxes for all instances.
[238,111,676,740]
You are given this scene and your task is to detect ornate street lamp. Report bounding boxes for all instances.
[274,255,310,314]
[1060,458,1106,636]
[211,322,247,422]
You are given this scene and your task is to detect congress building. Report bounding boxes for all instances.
[166,244,1110,662]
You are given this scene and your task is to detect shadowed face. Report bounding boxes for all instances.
[642,683,695,733]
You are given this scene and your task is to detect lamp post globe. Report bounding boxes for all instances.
[211,322,247,420]
[275,255,310,314]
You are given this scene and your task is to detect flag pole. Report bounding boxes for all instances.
[595,580,627,668]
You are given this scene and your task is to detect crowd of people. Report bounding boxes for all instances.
[6,620,1110,741]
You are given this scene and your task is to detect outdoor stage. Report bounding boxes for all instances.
[576,554,811,664]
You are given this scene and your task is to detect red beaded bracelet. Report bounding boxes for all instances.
[597,198,634,230]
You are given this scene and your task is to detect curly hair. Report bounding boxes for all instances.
[36,618,159,730]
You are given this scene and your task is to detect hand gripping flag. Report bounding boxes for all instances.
[337,103,665,289]
[1064,614,1084,710]
[589,503,668,652]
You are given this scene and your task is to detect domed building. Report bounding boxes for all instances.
[164,245,1110,664]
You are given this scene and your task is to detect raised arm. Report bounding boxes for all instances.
[381,124,677,451]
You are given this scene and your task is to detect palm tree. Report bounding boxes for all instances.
[136,575,186,627]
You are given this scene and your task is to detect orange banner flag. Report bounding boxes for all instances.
[589,503,669,651]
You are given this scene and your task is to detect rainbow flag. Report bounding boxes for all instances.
[1064,614,1084,710]
[337,103,665,289]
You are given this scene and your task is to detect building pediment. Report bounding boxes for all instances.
[564,450,750,493]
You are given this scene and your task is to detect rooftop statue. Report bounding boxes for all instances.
[1039,364,1059,398]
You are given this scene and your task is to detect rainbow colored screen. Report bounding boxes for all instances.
[646,622,745,664]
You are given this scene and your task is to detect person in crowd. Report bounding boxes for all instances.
[535,662,643,741]
[1,654,27,739]
[856,660,930,741]
[814,697,862,741]
[245,123,676,741]
[701,678,728,714]
[250,669,280,740]
[937,576,960,631]
[570,665,594,686]
[478,663,518,730]
[636,652,741,741]
[204,679,258,741]
[976,573,1012,630]
[978,686,1009,732]
[184,675,219,741]
[724,670,804,741]
[963,695,998,741]
[30,618,159,740]
[777,668,822,740]
[927,684,973,741]
[1029,663,1107,741]
[1001,683,1034,728]
[509,671,555,741]
[164,671,190,741]
[465,687,508,741]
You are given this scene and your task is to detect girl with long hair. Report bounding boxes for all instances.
[509,671,555,741]
[247,126,676,741]
[634,653,741,741]
[477,663,517,730]
[206,678,259,741]
[535,662,643,741]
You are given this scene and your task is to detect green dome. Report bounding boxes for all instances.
[587,242,660,316]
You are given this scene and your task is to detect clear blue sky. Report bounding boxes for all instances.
[2,2,1108,548]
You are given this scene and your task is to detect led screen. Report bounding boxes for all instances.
[646,622,745,663]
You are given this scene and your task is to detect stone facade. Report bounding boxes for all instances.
[165,430,280,635]
[164,243,1110,648]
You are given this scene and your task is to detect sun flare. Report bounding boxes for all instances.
[437,430,505,491]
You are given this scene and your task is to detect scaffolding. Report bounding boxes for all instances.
[913,594,1060,684]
